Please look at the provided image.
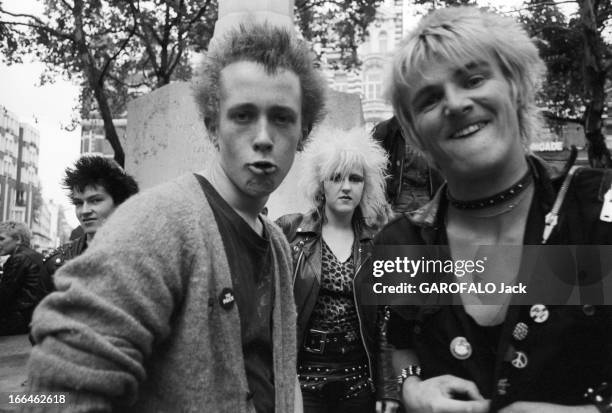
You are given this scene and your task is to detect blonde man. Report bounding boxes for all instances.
[0,221,50,336]
[377,6,612,413]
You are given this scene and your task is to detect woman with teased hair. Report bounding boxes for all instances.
[277,127,398,413]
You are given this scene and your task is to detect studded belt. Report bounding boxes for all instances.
[297,362,372,400]
[302,329,360,355]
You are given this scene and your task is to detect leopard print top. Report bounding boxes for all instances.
[309,239,360,341]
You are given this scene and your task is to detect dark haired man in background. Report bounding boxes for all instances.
[44,155,139,275]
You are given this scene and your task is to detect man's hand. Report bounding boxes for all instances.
[376,399,400,413]
[401,374,490,413]
[499,402,598,413]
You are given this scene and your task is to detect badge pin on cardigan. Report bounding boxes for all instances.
[219,288,235,310]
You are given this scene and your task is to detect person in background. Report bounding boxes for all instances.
[276,127,398,413]
[0,221,51,336]
[376,6,612,413]
[371,116,442,213]
[44,155,139,276]
[26,22,326,412]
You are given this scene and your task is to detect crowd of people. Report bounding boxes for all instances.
[0,5,610,413]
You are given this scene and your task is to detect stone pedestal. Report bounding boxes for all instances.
[125,84,364,219]
[125,82,215,190]
[213,0,295,40]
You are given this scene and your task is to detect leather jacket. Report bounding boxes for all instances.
[276,210,399,401]
[378,156,612,408]
[44,235,87,279]
[0,245,51,319]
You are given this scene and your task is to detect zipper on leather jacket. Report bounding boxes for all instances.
[352,250,374,388]
[542,165,581,244]
[354,251,370,277]
[293,248,304,287]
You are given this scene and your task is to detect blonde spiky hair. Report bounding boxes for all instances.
[300,126,391,228]
[0,221,31,247]
[387,6,546,165]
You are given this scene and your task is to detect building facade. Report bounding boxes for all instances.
[0,106,39,226]
[324,0,411,131]
[0,105,67,252]
[80,117,124,157]
[31,200,53,253]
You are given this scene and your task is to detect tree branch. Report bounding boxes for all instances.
[127,0,162,45]
[166,2,187,75]
[530,23,582,37]
[187,0,212,26]
[108,72,149,89]
[167,44,183,75]
[0,18,74,41]
[127,1,161,75]
[504,1,578,15]
[60,0,74,11]
[98,8,138,83]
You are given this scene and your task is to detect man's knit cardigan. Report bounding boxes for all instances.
[25,174,297,412]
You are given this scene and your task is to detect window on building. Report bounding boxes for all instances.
[93,137,106,153]
[364,72,383,100]
[333,73,348,93]
[379,31,388,53]
[81,138,90,154]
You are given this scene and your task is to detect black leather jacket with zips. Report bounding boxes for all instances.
[276,210,400,402]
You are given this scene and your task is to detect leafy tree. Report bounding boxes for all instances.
[0,1,20,63]
[412,0,475,9]
[295,0,384,69]
[0,0,139,166]
[76,0,218,142]
[0,0,381,166]
[521,0,612,168]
